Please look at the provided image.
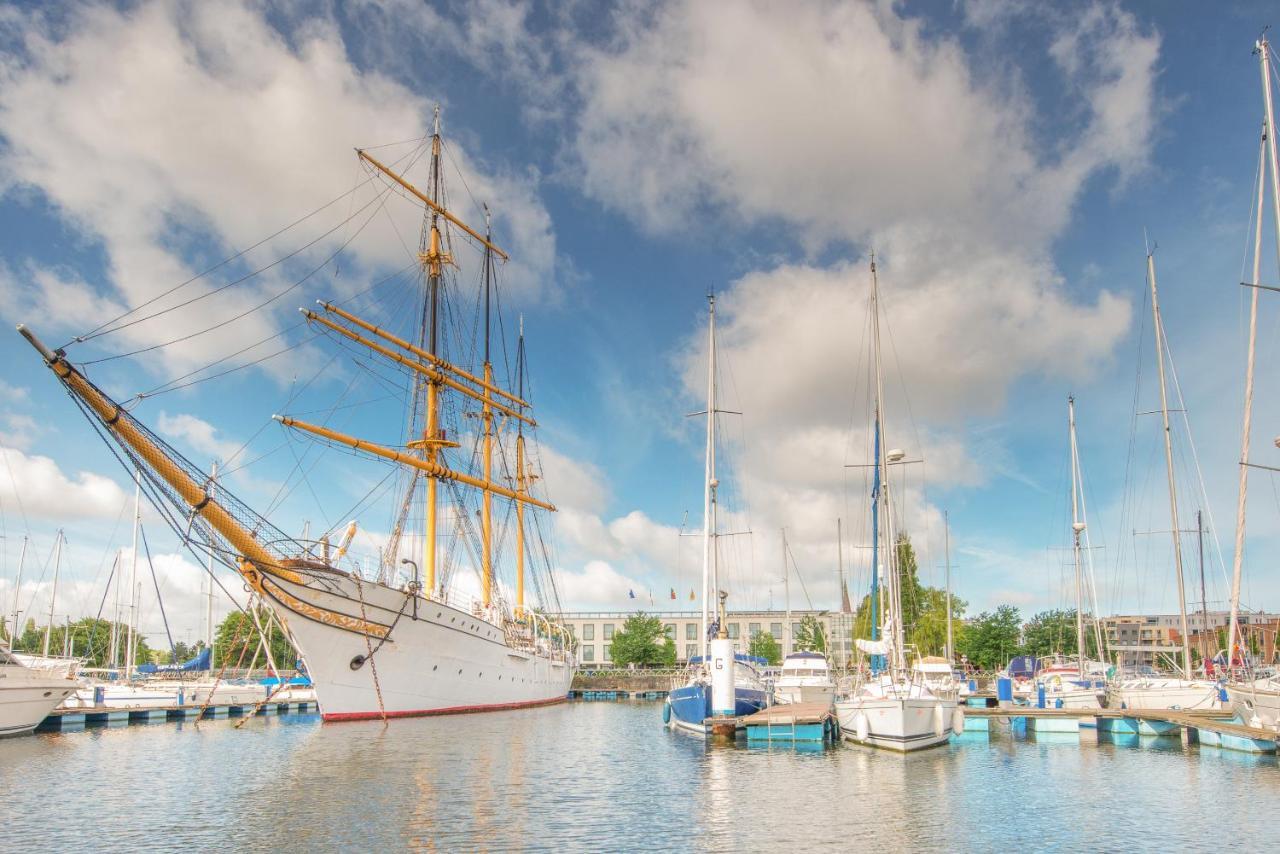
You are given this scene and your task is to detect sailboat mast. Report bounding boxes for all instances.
[944,510,953,664]
[1068,396,1087,677]
[515,318,527,617]
[869,256,901,672]
[423,105,445,600]
[1197,510,1209,670]
[9,535,26,645]
[206,463,217,657]
[126,473,141,670]
[110,548,121,667]
[1145,252,1193,679]
[1230,37,1280,667]
[481,209,495,610]
[42,531,62,657]
[782,528,790,655]
[700,295,717,662]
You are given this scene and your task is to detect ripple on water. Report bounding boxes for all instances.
[1,703,1277,851]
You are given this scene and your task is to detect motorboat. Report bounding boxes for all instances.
[774,652,836,706]
[0,646,79,737]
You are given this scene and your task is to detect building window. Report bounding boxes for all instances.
[686,644,697,660]
[792,622,802,638]
[728,623,739,640]
[771,622,783,639]
[604,624,615,640]
[603,645,611,661]
[583,624,594,641]
[582,646,594,662]
[749,622,761,639]
[664,623,675,638]
[686,623,697,640]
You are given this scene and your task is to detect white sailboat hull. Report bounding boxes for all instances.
[1105,680,1222,711]
[1227,682,1280,730]
[835,695,956,752]
[271,573,572,720]
[0,665,78,736]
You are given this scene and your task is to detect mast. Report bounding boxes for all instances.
[1197,509,1209,671]
[944,510,954,664]
[1145,251,1193,679]
[481,207,494,610]
[869,255,901,672]
[515,317,527,617]
[206,462,217,659]
[1230,37,1280,666]
[42,530,62,657]
[9,535,26,646]
[782,528,791,656]
[110,548,121,667]
[700,295,717,662]
[126,472,141,671]
[1068,396,1087,678]
[423,105,444,602]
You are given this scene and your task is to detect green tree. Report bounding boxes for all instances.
[215,609,297,671]
[749,631,782,665]
[911,587,967,657]
[794,615,826,652]
[609,612,673,666]
[11,617,152,667]
[1021,609,1101,659]
[955,605,1023,670]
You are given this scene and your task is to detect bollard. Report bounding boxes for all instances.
[997,677,1013,708]
[1037,684,1046,709]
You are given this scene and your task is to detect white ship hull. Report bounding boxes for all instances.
[270,573,572,720]
[1227,681,1280,730]
[62,681,274,710]
[1105,680,1222,711]
[835,694,958,753]
[0,665,78,736]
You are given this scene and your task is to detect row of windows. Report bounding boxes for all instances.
[579,645,612,662]
[590,621,795,642]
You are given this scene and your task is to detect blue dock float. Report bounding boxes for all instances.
[740,702,837,745]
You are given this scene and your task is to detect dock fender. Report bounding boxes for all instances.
[952,706,965,736]
[933,703,946,737]
[855,713,869,742]
[662,699,672,725]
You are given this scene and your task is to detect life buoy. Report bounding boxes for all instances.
[662,700,672,724]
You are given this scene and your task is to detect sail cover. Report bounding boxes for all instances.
[856,638,890,655]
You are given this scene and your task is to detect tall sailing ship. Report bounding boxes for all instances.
[17,110,575,721]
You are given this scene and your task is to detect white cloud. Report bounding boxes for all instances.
[0,0,560,385]
[0,445,129,520]
[156,412,243,465]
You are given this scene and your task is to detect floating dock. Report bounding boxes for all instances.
[36,701,318,733]
[739,702,837,744]
[964,706,1278,754]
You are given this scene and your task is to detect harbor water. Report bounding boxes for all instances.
[3,700,1278,851]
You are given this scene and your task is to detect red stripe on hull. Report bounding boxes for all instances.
[321,694,567,722]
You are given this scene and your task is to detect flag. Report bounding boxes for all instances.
[670,588,676,600]
[689,589,695,601]
[628,589,635,599]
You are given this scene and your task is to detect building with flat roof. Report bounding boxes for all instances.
[560,609,835,666]
[1099,610,1280,668]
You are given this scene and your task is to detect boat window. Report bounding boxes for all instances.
[0,648,15,665]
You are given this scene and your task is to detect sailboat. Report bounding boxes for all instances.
[1033,397,1106,710]
[664,296,770,734]
[1225,35,1280,731]
[1104,250,1220,712]
[910,512,971,700]
[17,109,574,721]
[834,258,960,752]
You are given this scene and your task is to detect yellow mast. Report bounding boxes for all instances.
[481,209,494,609]
[421,108,447,599]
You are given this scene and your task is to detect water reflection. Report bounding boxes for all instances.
[2,702,1278,850]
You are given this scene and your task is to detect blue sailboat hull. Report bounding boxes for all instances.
[668,683,769,732]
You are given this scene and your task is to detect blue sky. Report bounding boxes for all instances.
[1,0,1279,645]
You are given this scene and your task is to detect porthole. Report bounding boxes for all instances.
[43,691,52,697]
[433,665,438,671]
